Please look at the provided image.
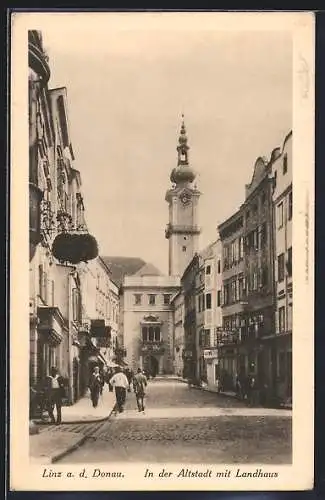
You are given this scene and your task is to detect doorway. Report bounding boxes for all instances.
[144,355,159,377]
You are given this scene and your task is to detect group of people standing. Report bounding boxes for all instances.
[89,365,148,414]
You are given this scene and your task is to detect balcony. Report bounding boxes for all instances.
[215,328,240,347]
[37,306,66,346]
[140,340,165,354]
[165,223,201,239]
[28,31,50,83]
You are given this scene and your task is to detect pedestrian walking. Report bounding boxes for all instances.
[105,369,114,392]
[247,372,260,407]
[125,368,133,392]
[109,367,130,413]
[132,368,147,412]
[46,367,65,425]
[89,366,102,408]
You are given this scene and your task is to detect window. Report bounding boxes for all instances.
[238,274,245,299]
[206,265,211,275]
[260,222,267,247]
[217,260,221,273]
[279,307,285,333]
[246,210,250,220]
[288,191,292,220]
[142,327,148,341]
[154,326,161,341]
[287,247,292,277]
[252,203,258,214]
[134,294,142,305]
[143,326,161,342]
[204,329,210,347]
[163,294,171,305]
[148,294,156,306]
[288,303,293,330]
[72,288,81,323]
[283,153,288,174]
[182,246,187,252]
[278,253,285,282]
[273,170,277,190]
[148,326,154,341]
[252,271,258,291]
[223,284,229,305]
[231,280,236,302]
[239,237,244,260]
[223,245,230,270]
[206,293,211,310]
[278,202,284,228]
[217,290,221,307]
[38,265,47,303]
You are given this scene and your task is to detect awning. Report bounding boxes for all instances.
[106,360,119,368]
[88,355,100,363]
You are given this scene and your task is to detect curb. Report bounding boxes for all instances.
[50,407,115,463]
[190,384,292,411]
[37,414,112,426]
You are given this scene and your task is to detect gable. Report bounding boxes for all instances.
[245,156,269,199]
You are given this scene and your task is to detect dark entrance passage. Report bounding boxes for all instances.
[144,355,159,377]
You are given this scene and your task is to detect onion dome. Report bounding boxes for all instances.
[170,115,196,185]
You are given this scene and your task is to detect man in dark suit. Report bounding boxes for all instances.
[46,367,65,424]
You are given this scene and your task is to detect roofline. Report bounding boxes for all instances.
[98,255,112,276]
[217,206,244,232]
[282,130,292,151]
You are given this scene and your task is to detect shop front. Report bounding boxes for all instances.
[203,348,219,390]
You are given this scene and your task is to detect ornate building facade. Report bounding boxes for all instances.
[28,31,116,412]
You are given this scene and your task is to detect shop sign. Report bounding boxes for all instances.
[203,349,218,359]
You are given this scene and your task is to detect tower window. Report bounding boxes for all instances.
[206,265,211,275]
[182,246,187,252]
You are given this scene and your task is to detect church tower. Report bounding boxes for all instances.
[165,116,201,277]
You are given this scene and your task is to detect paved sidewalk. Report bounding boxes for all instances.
[30,386,117,463]
[34,386,115,425]
[163,376,293,410]
[114,406,292,420]
[30,428,89,464]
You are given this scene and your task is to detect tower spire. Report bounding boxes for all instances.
[169,115,195,185]
[177,114,189,166]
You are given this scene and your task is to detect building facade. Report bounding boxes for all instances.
[271,131,292,404]
[218,208,245,391]
[202,239,223,389]
[239,156,276,402]
[29,31,102,410]
[182,254,200,382]
[121,275,180,375]
[171,290,185,377]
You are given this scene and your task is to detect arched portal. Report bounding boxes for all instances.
[144,355,159,377]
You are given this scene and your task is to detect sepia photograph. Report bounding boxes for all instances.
[10,11,314,491]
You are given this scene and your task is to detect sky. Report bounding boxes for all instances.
[42,16,292,275]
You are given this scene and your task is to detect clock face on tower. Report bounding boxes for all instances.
[180,192,191,206]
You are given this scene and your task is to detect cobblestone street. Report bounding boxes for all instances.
[57,379,292,464]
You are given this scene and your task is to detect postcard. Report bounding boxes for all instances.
[10,10,314,491]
